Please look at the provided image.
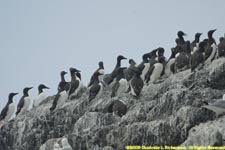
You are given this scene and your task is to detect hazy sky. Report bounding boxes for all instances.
[0,0,225,112]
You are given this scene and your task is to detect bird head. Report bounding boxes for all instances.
[61,71,68,76]
[177,31,187,37]
[117,55,127,61]
[8,92,18,100]
[208,29,216,38]
[38,84,50,91]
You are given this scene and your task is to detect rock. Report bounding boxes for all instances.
[39,137,73,150]
[181,116,225,146]
[1,58,225,149]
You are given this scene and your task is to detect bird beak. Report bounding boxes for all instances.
[14,93,19,96]
[212,29,217,33]
[45,86,50,89]
[183,33,187,36]
[65,72,68,74]
[28,87,33,90]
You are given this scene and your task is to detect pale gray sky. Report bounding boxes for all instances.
[0,0,225,112]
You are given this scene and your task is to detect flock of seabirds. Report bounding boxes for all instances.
[1,29,225,124]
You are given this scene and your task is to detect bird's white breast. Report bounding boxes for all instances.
[33,92,46,107]
[150,63,163,83]
[165,58,175,77]
[96,82,103,98]
[23,96,31,112]
[193,44,199,54]
[116,78,129,97]
[5,103,15,121]
[57,91,68,109]
[98,69,105,81]
[205,44,218,64]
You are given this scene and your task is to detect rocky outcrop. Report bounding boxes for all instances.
[1,58,225,150]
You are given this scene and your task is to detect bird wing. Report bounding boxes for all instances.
[68,80,79,96]
[131,77,144,96]
[191,52,204,71]
[175,53,189,69]
[145,65,155,83]
[16,96,25,115]
[135,79,144,91]
[89,83,100,101]
[109,69,117,83]
[170,63,175,74]
[204,45,213,61]
[218,41,225,57]
[88,74,95,87]
[0,105,8,120]
[58,82,70,92]
[50,92,61,111]
[124,66,136,81]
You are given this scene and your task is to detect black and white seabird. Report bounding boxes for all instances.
[33,84,50,107]
[156,47,166,76]
[202,94,225,117]
[16,87,33,116]
[68,68,81,99]
[164,48,176,77]
[174,45,190,73]
[207,29,217,46]
[89,72,104,101]
[218,37,225,57]
[88,61,104,87]
[145,56,165,83]
[191,33,202,52]
[58,71,70,92]
[124,59,137,93]
[105,55,127,86]
[176,31,187,46]
[111,67,129,98]
[204,29,218,64]
[137,53,150,82]
[50,82,68,111]
[107,100,127,117]
[138,49,157,83]
[130,68,144,97]
[124,59,137,82]
[0,93,18,122]
[191,41,207,72]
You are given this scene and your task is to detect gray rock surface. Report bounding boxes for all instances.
[1,58,225,150]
